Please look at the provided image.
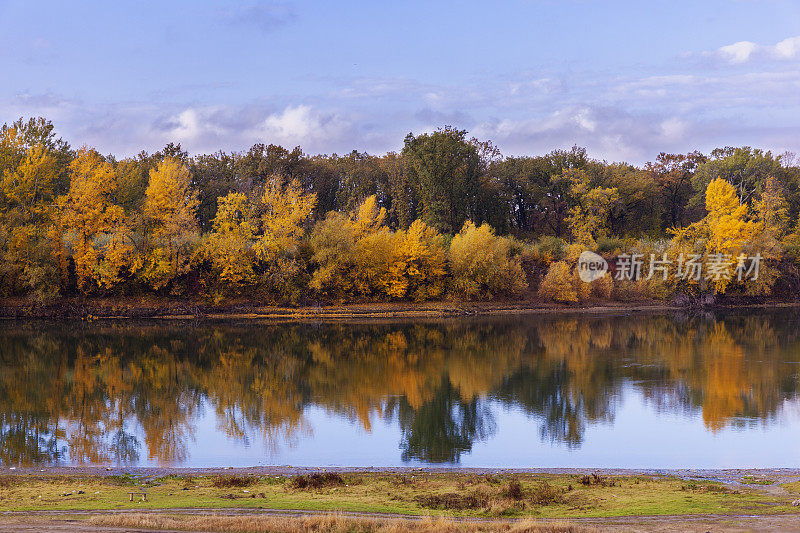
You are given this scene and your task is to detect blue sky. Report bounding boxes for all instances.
[2,0,799,163]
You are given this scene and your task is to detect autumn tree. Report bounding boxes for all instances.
[564,169,620,245]
[537,261,578,303]
[55,148,133,291]
[691,147,781,207]
[0,136,60,295]
[254,177,316,301]
[198,192,257,287]
[671,178,758,294]
[0,118,72,297]
[386,220,448,301]
[140,158,199,290]
[309,195,388,299]
[448,221,527,299]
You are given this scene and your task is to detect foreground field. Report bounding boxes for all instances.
[1,471,799,519]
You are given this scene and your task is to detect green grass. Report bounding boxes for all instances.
[0,472,798,519]
[741,476,775,485]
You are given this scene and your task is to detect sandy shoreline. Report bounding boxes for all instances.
[3,466,800,485]
[3,298,800,321]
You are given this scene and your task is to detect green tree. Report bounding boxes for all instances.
[692,147,782,207]
[402,127,481,234]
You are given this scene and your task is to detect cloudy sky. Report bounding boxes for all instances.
[2,0,799,163]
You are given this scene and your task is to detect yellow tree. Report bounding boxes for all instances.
[199,192,257,286]
[448,221,528,299]
[0,135,61,296]
[705,178,756,256]
[386,219,447,301]
[254,178,316,262]
[309,195,389,299]
[670,178,757,294]
[564,169,619,246]
[56,148,132,291]
[537,261,578,303]
[140,158,199,289]
[253,177,316,300]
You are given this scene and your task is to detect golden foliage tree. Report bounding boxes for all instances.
[199,192,257,286]
[670,178,759,294]
[254,178,316,262]
[386,219,447,301]
[564,169,620,246]
[448,221,528,299]
[537,261,578,303]
[704,178,756,256]
[309,195,388,299]
[0,130,61,296]
[55,148,133,290]
[140,158,199,290]
[254,178,317,300]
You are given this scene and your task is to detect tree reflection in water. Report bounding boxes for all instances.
[1,311,799,465]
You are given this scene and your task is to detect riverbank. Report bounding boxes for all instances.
[2,295,799,320]
[1,468,798,519]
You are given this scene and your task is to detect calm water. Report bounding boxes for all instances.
[2,311,800,468]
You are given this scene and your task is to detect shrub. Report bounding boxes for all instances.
[591,272,614,298]
[448,221,528,299]
[538,261,577,303]
[535,236,566,262]
[416,493,486,510]
[596,236,625,254]
[289,472,345,490]
[528,481,564,505]
[211,475,257,488]
[504,480,523,500]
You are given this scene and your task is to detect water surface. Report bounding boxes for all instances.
[1,311,799,468]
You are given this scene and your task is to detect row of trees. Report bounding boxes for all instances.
[2,116,800,302]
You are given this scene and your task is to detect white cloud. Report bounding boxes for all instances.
[472,107,710,163]
[718,41,759,64]
[167,108,225,143]
[710,35,800,64]
[774,36,800,59]
[249,105,352,150]
[660,117,687,140]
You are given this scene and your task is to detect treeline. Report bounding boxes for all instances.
[2,116,800,303]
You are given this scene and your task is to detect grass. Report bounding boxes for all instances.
[740,476,775,485]
[86,513,590,532]
[0,472,798,519]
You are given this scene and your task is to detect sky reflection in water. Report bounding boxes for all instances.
[1,311,799,467]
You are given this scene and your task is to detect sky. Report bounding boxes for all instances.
[1,0,799,164]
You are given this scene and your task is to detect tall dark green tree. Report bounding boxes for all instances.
[402,127,482,234]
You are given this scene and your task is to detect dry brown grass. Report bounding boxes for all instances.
[88,513,592,532]
[212,475,259,488]
[290,472,346,490]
